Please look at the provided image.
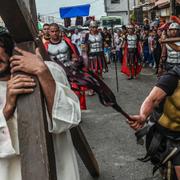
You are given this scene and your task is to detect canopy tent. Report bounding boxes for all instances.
[59,4,90,19]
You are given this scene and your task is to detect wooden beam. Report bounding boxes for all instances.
[29,0,38,25]
[16,42,57,180]
[71,126,100,178]
[0,0,34,42]
[0,1,57,180]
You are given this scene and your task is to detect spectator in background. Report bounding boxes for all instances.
[98,27,103,33]
[153,29,162,74]
[122,25,127,37]
[142,27,150,66]
[103,27,112,48]
[61,30,67,38]
[114,30,123,64]
[148,30,155,68]
[71,29,81,55]
[103,27,112,62]
[143,18,150,31]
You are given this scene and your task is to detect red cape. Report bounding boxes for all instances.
[63,36,79,58]
[121,42,142,77]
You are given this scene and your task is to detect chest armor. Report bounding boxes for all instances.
[88,33,103,53]
[166,42,180,64]
[127,35,137,49]
[48,40,70,66]
[159,81,180,131]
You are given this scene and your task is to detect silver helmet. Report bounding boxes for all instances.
[169,22,180,30]
[127,24,134,29]
[89,20,98,28]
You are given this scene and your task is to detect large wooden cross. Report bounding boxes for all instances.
[0,0,99,179]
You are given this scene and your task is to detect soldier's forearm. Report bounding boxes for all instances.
[140,87,166,121]
[140,98,155,122]
[161,37,180,43]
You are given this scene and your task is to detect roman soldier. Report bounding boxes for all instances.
[121,24,142,80]
[84,20,108,78]
[129,26,180,178]
[129,65,180,179]
[47,23,72,67]
[46,23,87,110]
[158,22,180,76]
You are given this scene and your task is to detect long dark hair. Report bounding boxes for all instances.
[0,27,14,57]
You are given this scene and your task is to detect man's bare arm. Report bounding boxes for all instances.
[129,87,167,130]
[167,43,180,52]
[140,87,166,120]
[36,65,56,118]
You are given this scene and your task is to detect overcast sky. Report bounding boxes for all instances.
[35,0,106,20]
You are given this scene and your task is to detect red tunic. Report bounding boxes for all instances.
[121,42,142,78]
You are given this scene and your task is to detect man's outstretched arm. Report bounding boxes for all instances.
[167,43,180,52]
[129,87,166,130]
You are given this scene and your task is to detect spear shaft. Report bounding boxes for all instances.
[111,21,119,92]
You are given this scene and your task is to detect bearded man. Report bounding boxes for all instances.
[0,27,81,180]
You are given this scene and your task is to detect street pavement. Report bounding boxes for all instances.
[78,64,162,180]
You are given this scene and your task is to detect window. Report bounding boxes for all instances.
[111,0,120,4]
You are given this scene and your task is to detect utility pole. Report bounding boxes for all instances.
[170,0,176,15]
[127,0,130,23]
[104,0,108,15]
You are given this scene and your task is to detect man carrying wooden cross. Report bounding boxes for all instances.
[0,27,81,180]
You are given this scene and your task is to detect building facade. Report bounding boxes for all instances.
[104,0,136,25]
[134,0,179,23]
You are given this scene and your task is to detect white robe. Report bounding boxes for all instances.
[0,61,81,180]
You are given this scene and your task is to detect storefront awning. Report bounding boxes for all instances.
[59,4,90,19]
[155,0,170,8]
[133,2,150,9]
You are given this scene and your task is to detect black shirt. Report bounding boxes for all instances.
[156,73,179,96]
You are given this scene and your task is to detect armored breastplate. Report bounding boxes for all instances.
[166,42,180,64]
[158,81,180,131]
[127,35,137,49]
[48,40,70,66]
[88,33,103,53]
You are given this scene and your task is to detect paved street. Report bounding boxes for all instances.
[78,65,161,180]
